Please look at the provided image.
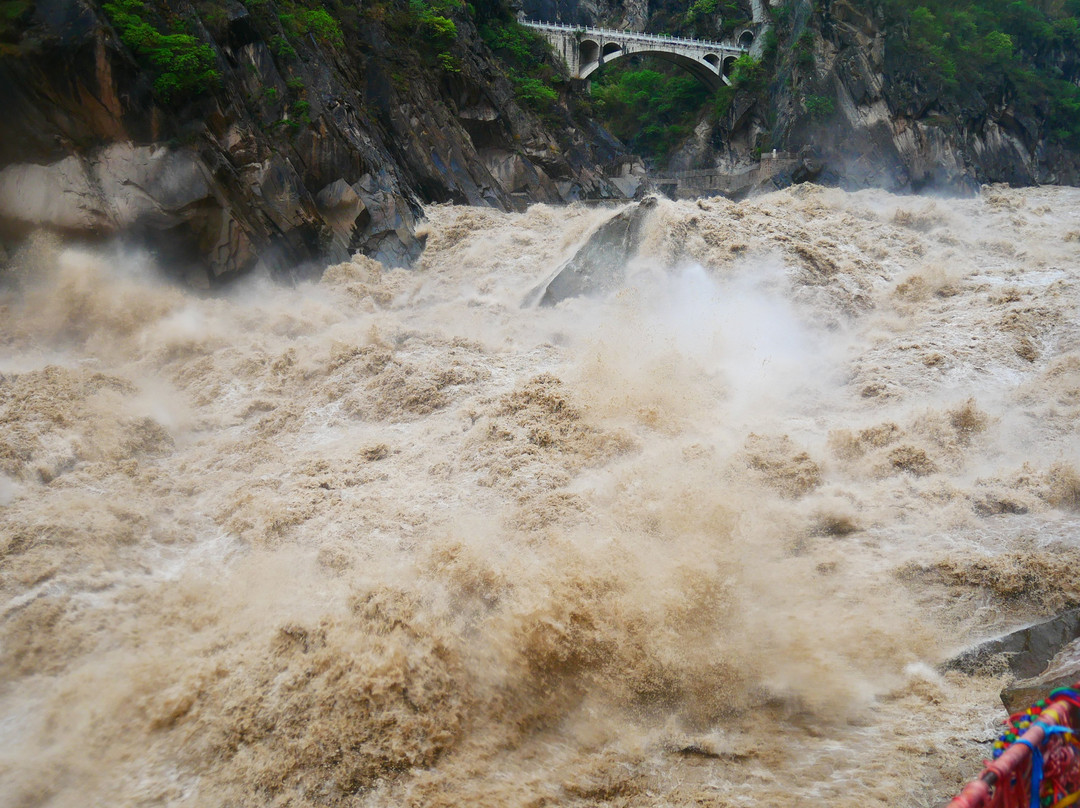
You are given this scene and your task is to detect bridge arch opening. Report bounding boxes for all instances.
[722,55,737,76]
[703,53,719,68]
[739,30,754,48]
[579,39,599,65]
[587,54,714,160]
[580,48,723,91]
[602,41,621,57]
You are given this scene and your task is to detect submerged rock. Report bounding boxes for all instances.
[526,196,658,307]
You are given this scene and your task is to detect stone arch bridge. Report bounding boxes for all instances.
[519,20,753,91]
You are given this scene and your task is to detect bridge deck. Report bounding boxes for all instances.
[519,20,745,54]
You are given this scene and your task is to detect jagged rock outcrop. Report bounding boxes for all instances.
[525,194,657,306]
[0,0,635,282]
[943,608,1080,711]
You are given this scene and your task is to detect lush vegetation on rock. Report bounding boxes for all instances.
[277,4,344,48]
[646,0,754,38]
[102,0,221,100]
[871,0,1080,147]
[592,59,712,160]
[399,0,463,71]
[479,16,564,115]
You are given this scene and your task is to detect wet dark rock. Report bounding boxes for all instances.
[526,195,658,307]
[945,609,1080,679]
[0,0,635,282]
[1002,638,1080,713]
[316,179,368,254]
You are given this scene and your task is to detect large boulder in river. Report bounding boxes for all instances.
[351,175,423,268]
[944,608,1080,679]
[941,608,1080,711]
[1002,638,1080,712]
[526,195,658,307]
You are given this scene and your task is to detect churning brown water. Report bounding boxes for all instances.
[3,184,1080,807]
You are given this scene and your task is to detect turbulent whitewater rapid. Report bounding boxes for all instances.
[3,184,1080,807]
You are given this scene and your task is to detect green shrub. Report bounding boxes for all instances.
[685,0,741,33]
[773,2,793,30]
[480,18,562,116]
[685,0,718,24]
[514,76,558,111]
[729,54,765,90]
[0,0,31,41]
[271,3,346,55]
[102,0,221,101]
[295,7,343,47]
[408,0,462,43]
[795,30,814,68]
[291,98,312,123]
[804,93,834,118]
[480,19,548,67]
[399,0,463,70]
[269,34,297,58]
[982,30,1012,61]
[1047,78,1080,147]
[423,13,457,45]
[197,2,229,36]
[761,28,779,61]
[713,85,735,119]
[438,52,461,72]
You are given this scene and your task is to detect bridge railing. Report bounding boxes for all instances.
[519,19,749,52]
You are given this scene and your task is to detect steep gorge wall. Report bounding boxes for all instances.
[0,0,634,282]
[528,0,1080,194]
[778,0,1080,191]
[677,0,1080,192]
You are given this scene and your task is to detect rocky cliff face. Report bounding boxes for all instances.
[0,0,635,282]
[521,0,1080,194]
[779,0,1080,191]
[672,0,1080,193]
